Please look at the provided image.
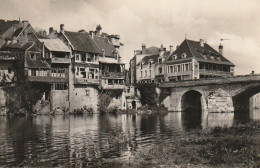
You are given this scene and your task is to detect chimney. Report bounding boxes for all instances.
[12,36,17,43]
[49,27,53,34]
[159,44,164,56]
[200,39,204,47]
[89,31,94,38]
[22,20,29,29]
[142,43,146,54]
[169,45,174,54]
[219,44,223,55]
[96,24,102,36]
[60,24,64,32]
[43,30,47,36]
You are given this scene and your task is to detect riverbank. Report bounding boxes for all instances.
[107,122,260,168]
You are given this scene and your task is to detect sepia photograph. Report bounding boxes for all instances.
[0,0,260,167]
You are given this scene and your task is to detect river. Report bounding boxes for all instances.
[0,110,259,167]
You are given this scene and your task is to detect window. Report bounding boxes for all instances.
[145,70,147,77]
[53,83,68,90]
[52,68,66,77]
[170,66,173,73]
[85,90,90,96]
[30,53,36,60]
[149,70,151,77]
[75,54,80,62]
[172,55,177,60]
[158,58,162,63]
[181,53,187,59]
[177,65,181,72]
[82,54,86,62]
[140,71,143,78]
[159,67,162,74]
[30,69,47,76]
[8,67,13,74]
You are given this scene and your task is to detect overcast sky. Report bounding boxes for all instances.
[0,0,259,74]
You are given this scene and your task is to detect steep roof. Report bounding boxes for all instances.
[39,39,70,52]
[93,35,115,57]
[25,56,50,69]
[165,39,234,66]
[63,31,101,54]
[137,54,159,66]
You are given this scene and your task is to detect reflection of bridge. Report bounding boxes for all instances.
[160,74,260,113]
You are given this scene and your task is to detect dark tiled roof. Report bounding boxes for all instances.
[13,28,23,37]
[36,32,50,39]
[137,54,159,66]
[93,35,115,57]
[146,46,160,54]
[0,20,19,35]
[165,39,234,66]
[64,31,101,54]
[22,42,41,52]
[25,56,50,69]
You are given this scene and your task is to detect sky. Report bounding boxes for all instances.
[0,0,259,74]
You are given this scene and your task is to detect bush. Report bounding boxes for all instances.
[135,83,158,106]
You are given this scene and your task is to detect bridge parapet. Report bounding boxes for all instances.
[160,74,260,88]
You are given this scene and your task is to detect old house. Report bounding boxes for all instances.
[134,44,170,83]
[91,25,126,110]
[164,39,235,81]
[39,38,71,110]
[58,24,102,112]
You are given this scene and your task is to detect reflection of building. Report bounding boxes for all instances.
[164,39,235,81]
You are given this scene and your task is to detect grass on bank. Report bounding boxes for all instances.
[130,122,260,168]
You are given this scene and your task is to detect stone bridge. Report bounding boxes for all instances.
[160,74,260,113]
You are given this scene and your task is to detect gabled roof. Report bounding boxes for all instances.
[165,39,234,66]
[146,46,160,54]
[39,39,70,52]
[25,56,50,69]
[93,35,115,57]
[63,31,101,54]
[22,41,41,52]
[137,54,159,66]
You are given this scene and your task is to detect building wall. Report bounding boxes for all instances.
[136,64,156,83]
[70,85,99,112]
[50,90,69,110]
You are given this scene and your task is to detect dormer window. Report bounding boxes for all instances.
[141,60,145,69]
[217,57,221,61]
[210,56,215,60]
[181,53,187,59]
[202,54,207,59]
[158,58,162,63]
[30,53,36,60]
[149,59,154,68]
[172,54,177,60]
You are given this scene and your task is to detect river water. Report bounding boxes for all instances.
[0,110,258,167]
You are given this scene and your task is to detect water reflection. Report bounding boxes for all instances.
[0,110,253,167]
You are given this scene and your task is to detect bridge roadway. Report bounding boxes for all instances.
[159,74,260,113]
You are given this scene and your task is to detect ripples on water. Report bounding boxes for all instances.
[0,110,257,167]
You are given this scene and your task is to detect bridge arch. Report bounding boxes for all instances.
[178,89,207,112]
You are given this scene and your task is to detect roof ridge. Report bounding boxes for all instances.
[185,39,195,58]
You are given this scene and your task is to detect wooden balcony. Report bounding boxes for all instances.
[27,76,68,83]
[199,69,233,76]
[75,78,99,85]
[100,83,125,90]
[101,72,124,79]
[50,57,71,64]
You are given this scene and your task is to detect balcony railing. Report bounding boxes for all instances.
[75,78,99,85]
[0,52,15,60]
[101,72,124,78]
[27,76,68,83]
[51,57,71,64]
[199,69,233,76]
[100,83,125,90]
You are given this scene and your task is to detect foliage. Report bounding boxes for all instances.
[98,93,112,113]
[135,83,158,106]
[158,87,171,104]
[133,122,260,167]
